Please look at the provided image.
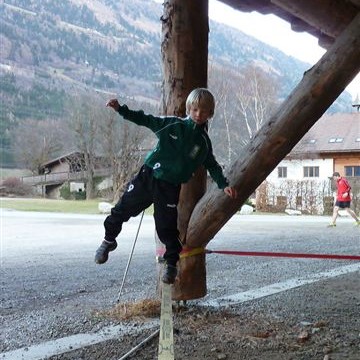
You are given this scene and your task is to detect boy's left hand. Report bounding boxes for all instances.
[106,98,120,112]
[224,186,237,199]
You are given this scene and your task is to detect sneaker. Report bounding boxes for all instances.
[327,223,336,228]
[162,264,177,284]
[95,240,117,264]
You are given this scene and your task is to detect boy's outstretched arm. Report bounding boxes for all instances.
[105,99,169,132]
[106,98,120,112]
[224,186,237,199]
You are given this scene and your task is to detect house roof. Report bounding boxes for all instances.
[40,151,83,169]
[219,0,360,48]
[289,112,360,156]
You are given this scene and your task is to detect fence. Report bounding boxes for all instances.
[20,169,111,186]
[257,178,360,215]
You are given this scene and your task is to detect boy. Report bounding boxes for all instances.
[328,172,360,227]
[95,88,237,284]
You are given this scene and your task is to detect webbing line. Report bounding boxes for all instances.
[206,249,360,261]
[158,283,174,360]
[180,246,206,258]
[178,246,360,261]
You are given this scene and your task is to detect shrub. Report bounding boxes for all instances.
[74,190,86,200]
[59,183,72,200]
[0,177,33,196]
[59,183,86,200]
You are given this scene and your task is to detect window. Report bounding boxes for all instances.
[303,166,319,177]
[345,166,360,177]
[278,166,287,178]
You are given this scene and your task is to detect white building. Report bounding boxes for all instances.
[258,112,360,214]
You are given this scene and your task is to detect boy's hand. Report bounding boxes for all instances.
[106,98,120,112]
[224,186,237,199]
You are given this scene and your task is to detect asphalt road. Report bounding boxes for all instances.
[1,209,359,358]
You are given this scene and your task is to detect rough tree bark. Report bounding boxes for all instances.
[186,12,360,249]
[159,0,210,300]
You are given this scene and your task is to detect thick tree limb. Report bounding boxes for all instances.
[186,12,360,248]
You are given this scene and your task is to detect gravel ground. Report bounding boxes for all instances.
[43,272,360,360]
[1,210,359,359]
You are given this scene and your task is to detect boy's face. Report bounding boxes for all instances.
[189,104,212,125]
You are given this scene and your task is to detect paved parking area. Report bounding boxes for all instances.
[1,210,359,359]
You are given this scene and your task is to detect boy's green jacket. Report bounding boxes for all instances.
[118,105,229,189]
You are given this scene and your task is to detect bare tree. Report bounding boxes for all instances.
[12,119,65,174]
[67,95,103,199]
[234,65,279,144]
[99,106,148,202]
[66,93,156,201]
[208,64,241,167]
[208,64,279,167]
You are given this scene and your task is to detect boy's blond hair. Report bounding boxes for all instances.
[186,88,215,117]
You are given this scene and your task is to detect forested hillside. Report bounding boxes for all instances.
[0,0,352,168]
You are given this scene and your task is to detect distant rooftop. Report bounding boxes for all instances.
[289,112,360,156]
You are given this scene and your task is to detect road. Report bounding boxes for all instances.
[1,209,359,359]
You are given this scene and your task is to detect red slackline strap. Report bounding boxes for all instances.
[206,249,360,261]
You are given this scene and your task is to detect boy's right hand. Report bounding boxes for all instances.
[106,98,120,112]
[224,186,237,199]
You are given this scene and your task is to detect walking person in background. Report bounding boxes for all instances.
[94,88,237,284]
[328,172,360,227]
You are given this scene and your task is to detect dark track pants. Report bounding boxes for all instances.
[104,165,182,266]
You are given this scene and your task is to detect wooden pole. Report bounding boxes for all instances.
[159,0,209,300]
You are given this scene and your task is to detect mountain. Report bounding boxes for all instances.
[0,0,352,166]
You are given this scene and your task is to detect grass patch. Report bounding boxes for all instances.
[1,198,103,214]
[1,198,154,214]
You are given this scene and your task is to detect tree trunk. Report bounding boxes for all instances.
[85,152,96,200]
[160,0,209,300]
[186,12,360,249]
[160,0,209,116]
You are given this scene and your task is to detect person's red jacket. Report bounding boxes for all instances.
[336,177,351,201]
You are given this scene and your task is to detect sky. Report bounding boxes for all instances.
[154,0,359,100]
[208,0,359,100]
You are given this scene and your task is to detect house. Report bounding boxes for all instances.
[39,151,85,176]
[22,152,110,198]
[261,112,360,214]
